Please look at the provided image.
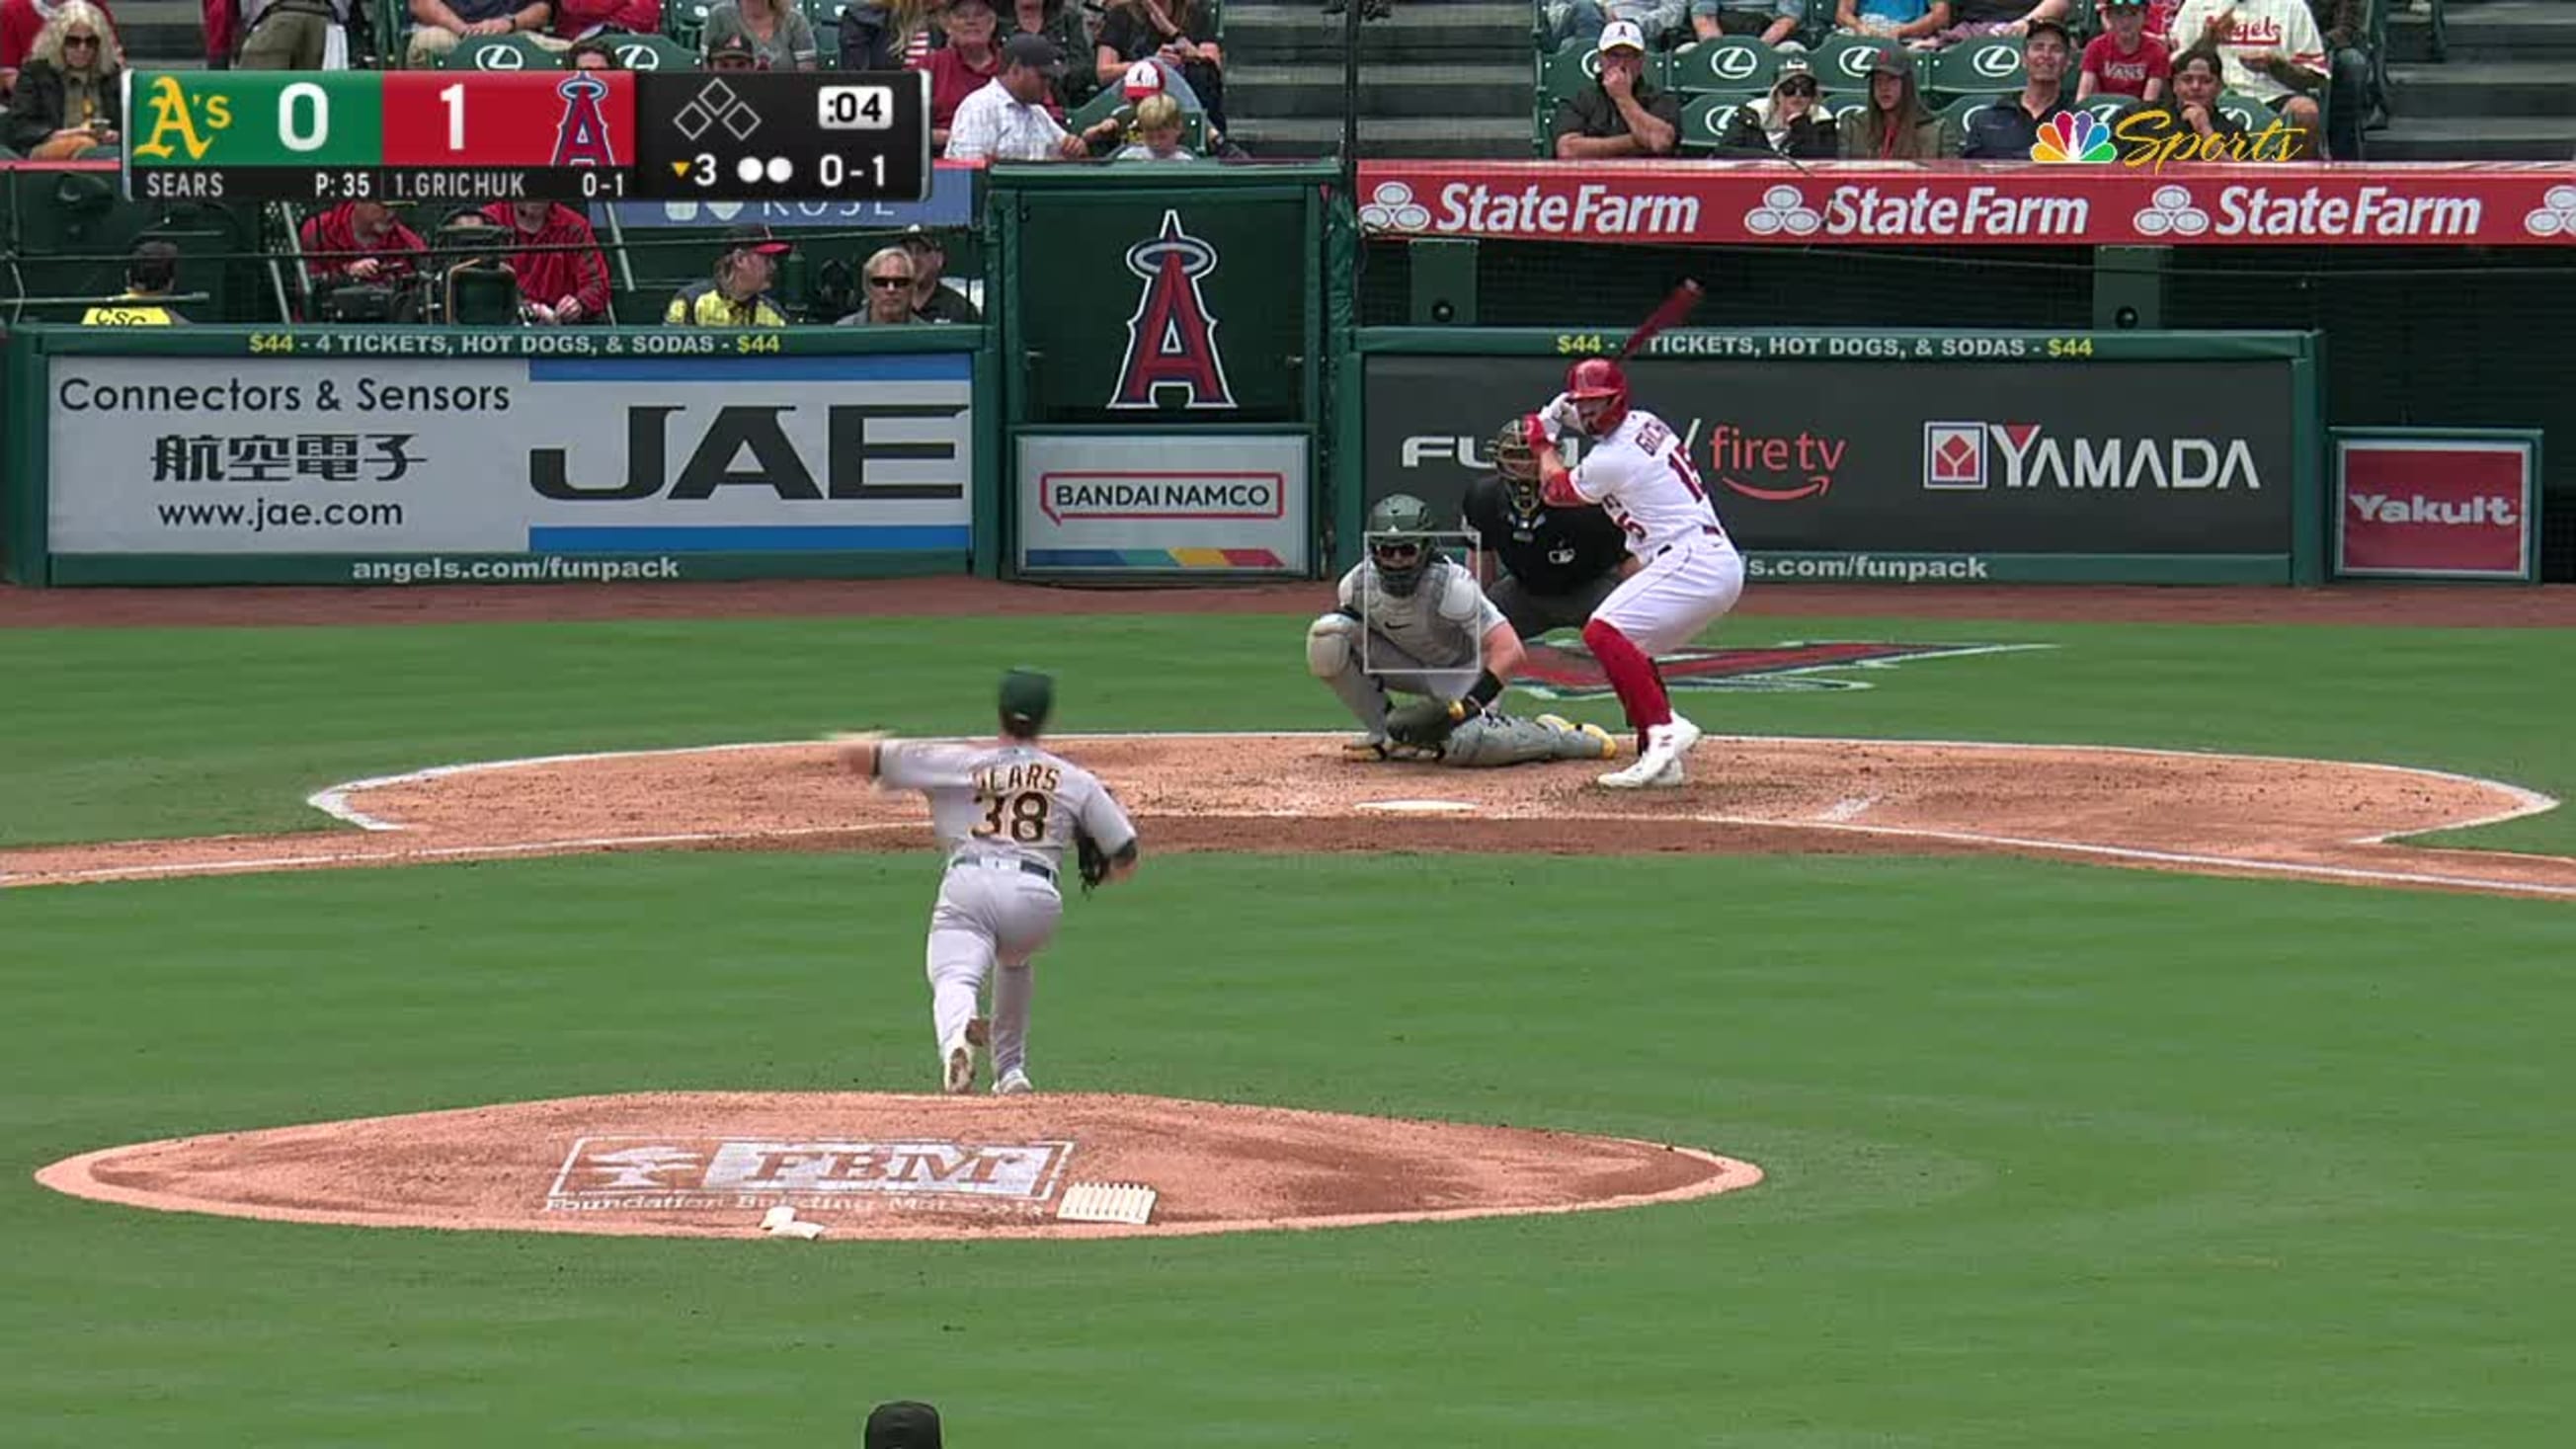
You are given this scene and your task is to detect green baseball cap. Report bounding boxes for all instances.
[999,669,1054,737]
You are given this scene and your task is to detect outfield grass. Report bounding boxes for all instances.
[4,612,2571,1445]
[3,851,2569,1447]
[3,613,2572,850]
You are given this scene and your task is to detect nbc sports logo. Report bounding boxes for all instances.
[2029,112,2116,164]
[1923,423,1986,490]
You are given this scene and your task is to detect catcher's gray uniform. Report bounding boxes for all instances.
[877,740,1137,1089]
[1305,556,1614,768]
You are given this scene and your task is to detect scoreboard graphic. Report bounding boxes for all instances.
[121,69,930,204]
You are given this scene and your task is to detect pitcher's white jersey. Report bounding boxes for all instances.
[1570,409,1727,557]
[879,741,1137,876]
[1337,555,1503,673]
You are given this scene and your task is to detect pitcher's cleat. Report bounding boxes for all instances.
[994,1069,1034,1096]
[941,1039,975,1094]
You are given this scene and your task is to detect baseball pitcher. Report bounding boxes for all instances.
[839,670,1138,1096]
[1306,493,1620,768]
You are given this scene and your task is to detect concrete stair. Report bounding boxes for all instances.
[109,0,208,65]
[1223,0,1536,159]
[2379,0,2576,159]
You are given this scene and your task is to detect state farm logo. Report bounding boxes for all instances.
[1923,424,2262,491]
[1359,181,1431,233]
[2348,492,2518,526]
[546,1136,1075,1211]
[2133,184,2211,238]
[2523,184,2576,238]
[1712,424,1846,502]
[1745,185,1821,237]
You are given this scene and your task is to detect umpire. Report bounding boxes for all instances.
[1460,421,1631,640]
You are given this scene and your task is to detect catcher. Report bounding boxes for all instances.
[837,669,1137,1097]
[1305,493,1620,766]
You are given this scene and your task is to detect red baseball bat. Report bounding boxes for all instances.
[1617,280,1706,361]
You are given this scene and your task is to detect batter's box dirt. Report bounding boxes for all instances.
[1,733,2569,900]
[35,1091,1763,1242]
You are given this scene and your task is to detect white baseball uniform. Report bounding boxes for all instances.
[878,740,1137,1086]
[1570,408,1745,655]
[1309,555,1504,735]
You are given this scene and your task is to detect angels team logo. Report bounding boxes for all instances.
[1109,209,1236,412]
[1516,640,2049,699]
[553,73,618,168]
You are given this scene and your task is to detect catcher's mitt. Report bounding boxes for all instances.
[1384,696,1468,751]
[1075,831,1112,895]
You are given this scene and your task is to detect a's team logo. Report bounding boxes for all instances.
[130,75,231,162]
[1109,209,1236,412]
[2030,111,2116,164]
[2133,183,2211,236]
[1923,422,1987,489]
[552,72,619,168]
[1517,640,2050,699]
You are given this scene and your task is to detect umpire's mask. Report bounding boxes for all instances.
[1366,494,1438,598]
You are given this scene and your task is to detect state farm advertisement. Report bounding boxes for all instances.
[2333,434,2539,581]
[1365,352,2296,562]
[1354,162,2576,247]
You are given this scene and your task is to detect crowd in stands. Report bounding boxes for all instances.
[1547,0,2382,161]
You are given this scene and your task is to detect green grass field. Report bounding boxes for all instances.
[4,609,2572,1446]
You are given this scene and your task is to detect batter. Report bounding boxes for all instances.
[1526,357,1747,789]
[839,670,1139,1096]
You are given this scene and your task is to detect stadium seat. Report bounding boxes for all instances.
[2079,91,2142,129]
[608,33,700,71]
[666,0,717,45]
[1811,33,1897,92]
[2066,0,2098,40]
[1932,95,1997,152]
[1668,37,1777,96]
[2215,91,2270,134]
[1678,93,1743,153]
[441,35,565,70]
[1929,35,2023,102]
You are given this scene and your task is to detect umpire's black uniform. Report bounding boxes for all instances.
[1460,473,1632,640]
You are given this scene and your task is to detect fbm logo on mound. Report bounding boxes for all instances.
[1518,640,2044,700]
[545,1137,1074,1212]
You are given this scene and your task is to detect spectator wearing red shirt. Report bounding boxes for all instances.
[927,0,1013,149]
[1,0,112,92]
[2078,0,2168,105]
[301,201,429,292]
[553,0,657,40]
[479,200,610,325]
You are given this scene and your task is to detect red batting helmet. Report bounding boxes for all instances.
[1565,357,1631,434]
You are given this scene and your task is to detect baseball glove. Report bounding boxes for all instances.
[1384,696,1469,751]
[1076,830,1111,896]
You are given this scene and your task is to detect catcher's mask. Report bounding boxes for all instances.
[1491,422,1540,515]
[1366,494,1439,598]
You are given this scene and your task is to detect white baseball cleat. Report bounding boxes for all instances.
[1658,712,1705,758]
[941,1038,976,1095]
[994,1069,1034,1096]
[1598,752,1686,788]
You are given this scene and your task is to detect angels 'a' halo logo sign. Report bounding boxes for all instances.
[1108,209,1237,412]
[553,73,618,168]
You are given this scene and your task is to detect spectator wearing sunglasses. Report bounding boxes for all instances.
[1718,57,1838,157]
[838,246,924,326]
[5,0,117,159]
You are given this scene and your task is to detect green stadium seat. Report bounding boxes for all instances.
[441,34,566,70]
[2215,90,2270,134]
[1669,37,1777,96]
[2078,91,2143,129]
[1811,33,1898,92]
[607,33,700,71]
[1678,93,1751,153]
[1931,94,1998,152]
[1930,35,2023,102]
[666,0,717,45]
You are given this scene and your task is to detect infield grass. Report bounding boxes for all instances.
[3,851,2570,1447]
[3,609,2572,1445]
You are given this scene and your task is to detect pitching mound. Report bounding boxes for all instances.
[34,1092,1760,1242]
[2,733,2567,899]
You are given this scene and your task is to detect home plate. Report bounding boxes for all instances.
[1354,799,1481,815]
